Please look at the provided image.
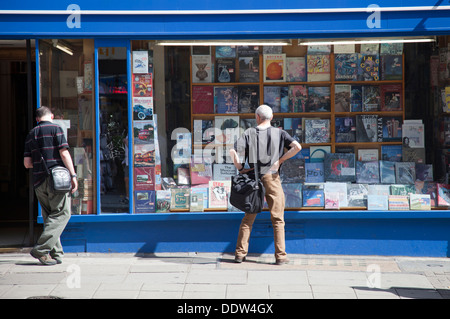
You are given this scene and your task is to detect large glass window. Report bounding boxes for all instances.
[39,39,95,215]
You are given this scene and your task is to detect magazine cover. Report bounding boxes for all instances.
[395,162,416,184]
[133,96,153,121]
[356,161,380,184]
[335,117,356,143]
[238,86,259,113]
[192,86,214,114]
[324,153,356,182]
[334,53,359,81]
[282,183,303,208]
[170,188,190,210]
[263,54,286,82]
[305,162,324,183]
[134,190,155,213]
[280,158,305,183]
[358,54,380,81]
[192,55,212,83]
[156,190,171,212]
[208,181,231,209]
[367,195,389,210]
[437,183,450,206]
[307,54,330,82]
[379,160,396,184]
[307,86,330,112]
[286,57,306,82]
[356,115,378,142]
[350,85,363,112]
[334,85,351,112]
[288,85,307,112]
[347,184,369,207]
[410,194,431,210]
[132,51,149,74]
[214,86,238,113]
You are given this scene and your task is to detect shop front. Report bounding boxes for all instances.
[3,1,450,256]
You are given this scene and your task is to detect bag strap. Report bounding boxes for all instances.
[252,127,260,184]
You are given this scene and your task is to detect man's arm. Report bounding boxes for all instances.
[269,140,302,172]
[24,157,33,169]
[59,148,78,193]
[229,148,253,174]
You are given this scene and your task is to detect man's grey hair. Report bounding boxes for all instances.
[255,104,273,121]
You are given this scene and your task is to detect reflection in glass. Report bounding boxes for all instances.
[98,47,129,213]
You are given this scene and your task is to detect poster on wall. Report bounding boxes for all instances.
[133,51,149,74]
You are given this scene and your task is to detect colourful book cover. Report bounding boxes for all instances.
[334,84,351,112]
[288,85,307,112]
[381,55,403,80]
[238,56,260,83]
[307,86,331,112]
[170,188,190,210]
[305,162,324,183]
[215,57,236,83]
[191,187,209,210]
[324,192,340,209]
[410,194,431,210]
[192,86,214,114]
[437,183,450,207]
[214,86,238,113]
[263,54,286,82]
[134,190,155,213]
[358,54,380,81]
[334,53,359,81]
[307,54,331,82]
[388,195,410,210]
[286,57,306,82]
[156,190,171,213]
[415,181,437,207]
[367,195,388,210]
[302,189,324,207]
[208,181,231,209]
[134,167,155,191]
[324,153,356,182]
[350,85,363,112]
[356,161,380,184]
[380,84,402,111]
[238,86,259,113]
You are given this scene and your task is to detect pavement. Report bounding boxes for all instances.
[1,249,450,300]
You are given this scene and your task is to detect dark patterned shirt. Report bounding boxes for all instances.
[24,121,69,188]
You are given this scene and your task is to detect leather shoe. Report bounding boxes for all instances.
[234,256,246,263]
[275,258,289,265]
[30,250,57,266]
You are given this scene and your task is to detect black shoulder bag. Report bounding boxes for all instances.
[230,128,265,214]
[33,129,72,194]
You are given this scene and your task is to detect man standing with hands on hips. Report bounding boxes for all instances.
[229,104,302,265]
[24,106,78,265]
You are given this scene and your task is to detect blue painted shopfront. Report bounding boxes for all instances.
[3,1,450,256]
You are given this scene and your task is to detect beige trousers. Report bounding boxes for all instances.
[235,173,287,261]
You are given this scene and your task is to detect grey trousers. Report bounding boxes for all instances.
[32,176,71,259]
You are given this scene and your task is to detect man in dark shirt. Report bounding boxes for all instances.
[230,104,301,265]
[24,106,78,265]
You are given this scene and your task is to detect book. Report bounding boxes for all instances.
[381,117,402,142]
[214,115,240,144]
[284,118,303,143]
[356,161,380,184]
[347,184,369,207]
[132,51,149,74]
[214,86,238,113]
[280,158,305,183]
[324,182,348,207]
[134,167,155,190]
[409,194,431,210]
[288,85,308,112]
[307,54,331,82]
[134,190,156,213]
[302,185,324,207]
[307,86,331,112]
[350,85,363,112]
[189,189,205,212]
[381,55,403,80]
[161,177,177,190]
[191,187,209,209]
[415,164,433,182]
[380,43,403,55]
[304,119,330,143]
[362,86,380,112]
[358,54,380,81]
[402,122,425,148]
[437,183,450,206]
[215,57,235,83]
[216,46,236,58]
[390,184,416,196]
[208,181,231,209]
[334,85,351,112]
[357,149,378,161]
[305,162,324,183]
[310,145,331,162]
[379,160,396,184]
[156,190,171,213]
[334,53,359,81]
[307,45,331,54]
[395,162,416,184]
[238,86,259,113]
[381,145,402,162]
[177,167,190,185]
[361,43,379,54]
[380,84,402,111]
[402,148,425,164]
[367,195,388,210]
[335,117,356,143]
[356,115,378,142]
[238,54,259,83]
[213,163,237,181]
[388,195,410,210]
[368,185,390,196]
[193,119,214,144]
[170,188,190,210]
[190,155,213,185]
[134,144,155,167]
[192,55,212,83]
[263,54,286,82]
[263,86,282,112]
[415,181,437,207]
[282,183,303,208]
[192,86,214,114]
[286,57,306,82]
[324,153,356,182]
[133,96,153,121]
[324,191,340,209]
[237,45,259,58]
